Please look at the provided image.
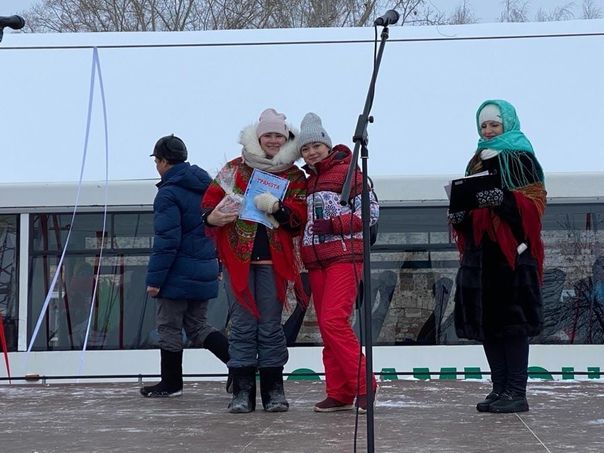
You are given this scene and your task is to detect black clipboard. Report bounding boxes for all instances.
[449,172,498,212]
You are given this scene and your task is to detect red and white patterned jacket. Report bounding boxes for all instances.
[301,145,379,270]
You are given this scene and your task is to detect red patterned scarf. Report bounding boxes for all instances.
[203,158,307,316]
[456,182,546,281]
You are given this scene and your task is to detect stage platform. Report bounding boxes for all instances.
[1,379,603,452]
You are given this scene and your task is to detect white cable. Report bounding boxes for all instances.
[515,413,553,453]
[81,47,110,355]
[26,50,97,353]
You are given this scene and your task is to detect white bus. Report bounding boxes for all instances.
[1,18,603,382]
[0,173,602,382]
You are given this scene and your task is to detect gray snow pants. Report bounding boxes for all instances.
[225,264,288,368]
[156,298,216,352]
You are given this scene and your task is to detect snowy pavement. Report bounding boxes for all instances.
[1,379,603,452]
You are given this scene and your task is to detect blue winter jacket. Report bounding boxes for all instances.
[146,162,219,300]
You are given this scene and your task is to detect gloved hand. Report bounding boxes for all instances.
[480,148,500,160]
[447,211,465,225]
[312,219,333,235]
[254,192,280,214]
[476,188,504,208]
[266,214,280,229]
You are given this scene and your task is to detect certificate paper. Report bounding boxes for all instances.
[239,169,290,228]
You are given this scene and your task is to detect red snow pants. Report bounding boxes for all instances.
[309,262,376,404]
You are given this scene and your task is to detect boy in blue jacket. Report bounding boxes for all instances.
[141,135,229,397]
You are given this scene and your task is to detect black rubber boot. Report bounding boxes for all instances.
[228,367,256,413]
[140,349,183,397]
[203,331,232,393]
[259,367,289,412]
[476,391,501,412]
[488,391,529,413]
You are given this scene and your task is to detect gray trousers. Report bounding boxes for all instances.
[225,265,288,368]
[156,298,216,352]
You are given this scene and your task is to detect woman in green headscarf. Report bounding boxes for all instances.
[449,99,546,414]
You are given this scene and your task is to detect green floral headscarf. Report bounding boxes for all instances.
[468,99,544,188]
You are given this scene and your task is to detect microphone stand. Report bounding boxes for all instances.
[340,24,393,453]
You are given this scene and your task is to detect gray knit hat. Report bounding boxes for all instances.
[298,112,332,151]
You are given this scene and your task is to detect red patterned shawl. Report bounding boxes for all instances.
[455,182,546,281]
[202,157,307,316]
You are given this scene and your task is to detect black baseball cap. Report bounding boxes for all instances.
[151,134,188,162]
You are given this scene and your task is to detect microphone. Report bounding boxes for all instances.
[314,197,325,243]
[374,10,399,26]
[0,15,25,30]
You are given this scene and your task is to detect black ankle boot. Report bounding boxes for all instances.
[476,391,500,412]
[140,349,183,397]
[488,391,529,413]
[259,367,289,412]
[229,367,256,413]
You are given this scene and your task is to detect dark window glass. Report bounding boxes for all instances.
[291,204,604,346]
[0,215,18,352]
[28,213,155,351]
[26,203,604,350]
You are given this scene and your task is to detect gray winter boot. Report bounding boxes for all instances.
[228,367,256,413]
[259,367,289,412]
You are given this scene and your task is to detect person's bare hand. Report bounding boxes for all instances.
[207,209,238,226]
[147,286,160,297]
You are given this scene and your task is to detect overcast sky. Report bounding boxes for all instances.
[2,1,603,185]
[2,1,604,23]
[2,18,603,184]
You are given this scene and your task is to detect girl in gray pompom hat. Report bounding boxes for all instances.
[298,112,379,414]
[297,112,332,159]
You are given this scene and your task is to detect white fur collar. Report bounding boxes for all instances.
[239,124,301,168]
